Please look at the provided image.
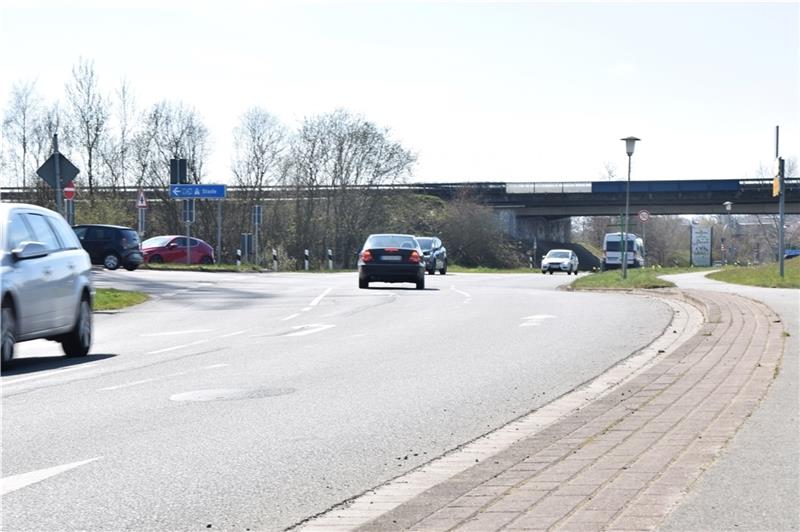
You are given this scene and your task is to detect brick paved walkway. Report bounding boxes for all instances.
[303,290,785,531]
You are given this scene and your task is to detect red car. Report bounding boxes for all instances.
[142,235,215,265]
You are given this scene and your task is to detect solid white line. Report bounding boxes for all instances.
[147,339,209,355]
[140,329,213,337]
[2,363,99,386]
[219,329,249,338]
[310,287,333,307]
[286,324,335,337]
[99,378,156,391]
[450,286,471,298]
[301,307,312,312]
[203,364,228,369]
[282,313,301,321]
[1,457,103,496]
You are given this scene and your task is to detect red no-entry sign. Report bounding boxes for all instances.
[64,180,76,200]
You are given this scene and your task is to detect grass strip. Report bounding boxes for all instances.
[707,260,800,289]
[143,263,262,272]
[94,288,149,311]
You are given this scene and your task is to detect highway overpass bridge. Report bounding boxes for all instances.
[1,178,797,242]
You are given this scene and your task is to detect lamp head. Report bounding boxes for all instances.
[621,136,641,156]
[723,201,733,212]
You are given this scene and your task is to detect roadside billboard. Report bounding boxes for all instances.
[691,225,713,267]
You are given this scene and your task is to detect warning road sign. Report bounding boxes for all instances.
[137,190,147,209]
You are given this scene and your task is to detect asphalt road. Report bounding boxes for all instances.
[2,270,672,531]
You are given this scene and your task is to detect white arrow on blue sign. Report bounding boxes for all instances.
[169,184,227,199]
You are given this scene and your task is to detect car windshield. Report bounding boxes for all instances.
[417,238,434,251]
[142,236,170,248]
[365,235,417,249]
[606,241,637,252]
[547,251,570,259]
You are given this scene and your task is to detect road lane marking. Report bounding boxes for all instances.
[203,364,228,369]
[450,286,471,298]
[310,287,333,307]
[301,307,312,312]
[140,329,213,337]
[99,378,157,391]
[219,329,249,338]
[147,339,210,355]
[2,363,100,386]
[286,324,335,337]
[1,457,102,496]
[282,313,301,321]
[520,314,558,327]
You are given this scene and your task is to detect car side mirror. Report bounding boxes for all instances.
[541,255,546,260]
[168,243,178,249]
[12,241,49,261]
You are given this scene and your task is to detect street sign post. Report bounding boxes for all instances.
[36,134,79,217]
[252,205,262,266]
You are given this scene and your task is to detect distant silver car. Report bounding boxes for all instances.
[541,249,579,275]
[1,203,94,368]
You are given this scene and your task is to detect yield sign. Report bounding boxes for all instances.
[136,190,148,209]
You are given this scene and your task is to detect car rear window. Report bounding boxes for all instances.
[606,241,637,252]
[417,238,433,251]
[121,230,140,244]
[365,235,417,249]
[142,236,170,248]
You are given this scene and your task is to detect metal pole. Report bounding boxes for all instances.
[216,201,222,265]
[779,158,785,277]
[53,134,63,216]
[186,220,191,265]
[622,154,631,279]
[254,224,260,267]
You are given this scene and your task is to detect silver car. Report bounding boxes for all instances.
[1,203,93,368]
[541,249,579,275]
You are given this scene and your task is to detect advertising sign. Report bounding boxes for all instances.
[691,226,713,267]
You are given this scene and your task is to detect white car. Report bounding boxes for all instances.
[1,203,94,368]
[541,249,579,275]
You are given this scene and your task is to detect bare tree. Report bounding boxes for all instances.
[2,81,41,187]
[100,79,137,191]
[66,58,109,194]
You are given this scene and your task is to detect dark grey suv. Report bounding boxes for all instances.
[1,204,94,368]
[417,236,447,275]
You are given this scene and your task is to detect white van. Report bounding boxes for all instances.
[603,232,644,270]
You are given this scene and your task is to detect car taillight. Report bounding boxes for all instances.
[408,250,421,263]
[361,250,373,262]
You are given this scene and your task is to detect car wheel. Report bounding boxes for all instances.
[359,277,368,289]
[62,299,92,358]
[1,304,16,369]
[124,264,138,272]
[200,256,213,265]
[103,253,120,270]
[416,276,425,290]
[439,261,447,275]
[150,255,164,264]
[548,270,553,275]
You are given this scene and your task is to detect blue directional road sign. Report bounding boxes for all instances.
[169,184,227,199]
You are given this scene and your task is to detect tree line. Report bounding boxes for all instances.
[1,58,524,268]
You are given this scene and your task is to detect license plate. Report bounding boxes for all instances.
[380,255,401,261]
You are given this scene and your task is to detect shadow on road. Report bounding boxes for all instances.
[1,354,117,377]
[364,286,441,291]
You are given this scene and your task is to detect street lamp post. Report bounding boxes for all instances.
[722,201,733,265]
[621,136,640,280]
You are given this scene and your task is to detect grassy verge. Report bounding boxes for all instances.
[143,262,262,272]
[570,268,675,290]
[94,288,149,311]
[707,260,800,288]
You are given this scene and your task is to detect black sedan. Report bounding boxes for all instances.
[358,234,426,290]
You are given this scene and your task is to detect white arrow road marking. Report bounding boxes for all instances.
[286,324,335,337]
[520,314,558,327]
[141,329,213,337]
[1,457,102,496]
[310,287,333,307]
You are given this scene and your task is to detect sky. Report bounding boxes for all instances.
[1,0,798,184]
